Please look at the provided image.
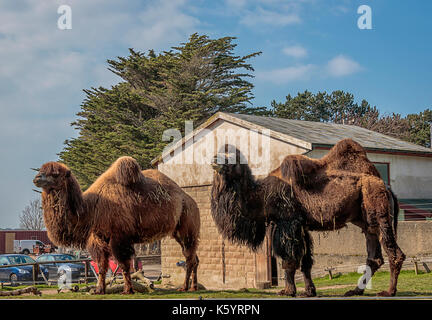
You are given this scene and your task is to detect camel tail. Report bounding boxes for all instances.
[111,156,143,185]
[389,187,399,240]
[392,189,399,240]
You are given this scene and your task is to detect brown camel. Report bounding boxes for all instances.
[211,139,404,297]
[33,157,200,294]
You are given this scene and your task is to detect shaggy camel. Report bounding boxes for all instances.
[211,139,404,297]
[33,157,200,294]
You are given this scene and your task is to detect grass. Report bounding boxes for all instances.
[1,270,431,299]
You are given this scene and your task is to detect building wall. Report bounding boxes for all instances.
[305,221,432,275]
[308,149,432,199]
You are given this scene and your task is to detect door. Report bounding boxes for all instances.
[5,233,15,253]
[255,229,272,288]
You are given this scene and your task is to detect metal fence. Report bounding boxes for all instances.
[399,200,432,221]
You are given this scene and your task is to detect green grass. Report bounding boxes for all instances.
[302,270,432,297]
[1,270,432,299]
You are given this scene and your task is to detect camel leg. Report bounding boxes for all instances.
[362,180,405,297]
[94,253,109,294]
[118,259,134,295]
[88,238,110,294]
[377,222,405,296]
[110,239,135,294]
[344,231,384,296]
[278,260,297,297]
[173,233,199,291]
[300,232,316,297]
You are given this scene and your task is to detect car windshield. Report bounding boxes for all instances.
[55,255,74,261]
[8,255,35,265]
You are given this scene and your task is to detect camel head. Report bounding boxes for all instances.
[33,162,72,191]
[211,145,251,180]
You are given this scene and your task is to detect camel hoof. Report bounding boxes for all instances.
[278,289,296,297]
[189,287,198,292]
[377,291,393,297]
[177,287,188,292]
[121,290,134,295]
[93,289,105,295]
[300,288,317,297]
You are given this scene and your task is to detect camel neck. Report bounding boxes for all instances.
[42,188,90,249]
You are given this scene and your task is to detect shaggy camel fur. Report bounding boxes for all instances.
[211,139,404,297]
[33,157,200,294]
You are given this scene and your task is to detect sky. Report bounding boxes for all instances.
[0,0,431,227]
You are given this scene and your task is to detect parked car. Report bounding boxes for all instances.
[13,240,52,255]
[36,253,86,281]
[0,254,49,285]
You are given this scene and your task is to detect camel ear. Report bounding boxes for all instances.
[65,170,71,178]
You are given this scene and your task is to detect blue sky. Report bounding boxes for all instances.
[0,0,431,227]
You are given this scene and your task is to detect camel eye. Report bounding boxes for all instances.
[52,173,60,178]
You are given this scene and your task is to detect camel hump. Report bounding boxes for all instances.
[333,139,366,155]
[279,155,320,184]
[110,156,143,185]
[324,139,380,177]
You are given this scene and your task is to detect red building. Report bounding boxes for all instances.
[0,230,52,254]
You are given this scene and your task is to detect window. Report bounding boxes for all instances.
[373,162,390,185]
[0,257,9,265]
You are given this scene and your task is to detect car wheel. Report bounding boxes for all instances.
[10,273,18,286]
[22,249,30,255]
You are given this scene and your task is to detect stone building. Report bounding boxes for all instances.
[152,112,432,289]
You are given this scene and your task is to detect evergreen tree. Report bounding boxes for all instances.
[60,34,262,189]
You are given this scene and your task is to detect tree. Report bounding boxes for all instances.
[270,90,431,148]
[406,109,432,148]
[60,34,263,189]
[19,199,44,230]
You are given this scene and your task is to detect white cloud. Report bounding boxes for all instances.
[257,54,362,84]
[257,64,315,83]
[240,7,301,27]
[326,54,363,77]
[282,45,307,58]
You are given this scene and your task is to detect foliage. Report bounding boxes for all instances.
[19,199,44,230]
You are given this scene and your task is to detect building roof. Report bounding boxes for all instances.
[152,112,432,165]
[228,113,432,154]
